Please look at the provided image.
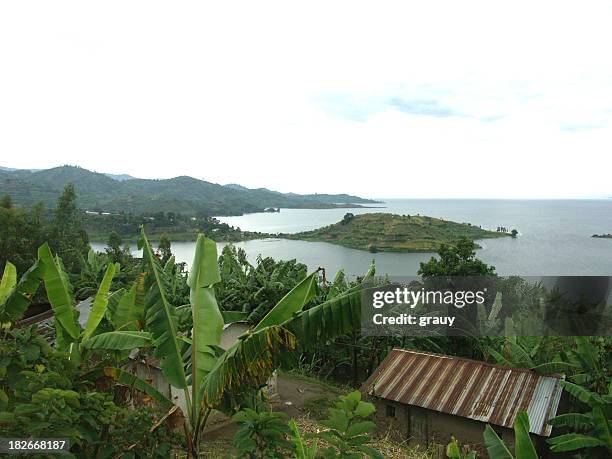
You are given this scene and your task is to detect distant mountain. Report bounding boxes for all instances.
[0,165,380,216]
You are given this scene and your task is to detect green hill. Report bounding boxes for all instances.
[288,213,511,252]
[0,166,379,216]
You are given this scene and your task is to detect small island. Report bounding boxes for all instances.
[592,233,612,239]
[285,213,513,253]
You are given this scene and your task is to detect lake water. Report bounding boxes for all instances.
[92,199,612,277]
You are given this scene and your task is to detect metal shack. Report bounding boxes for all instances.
[363,349,564,457]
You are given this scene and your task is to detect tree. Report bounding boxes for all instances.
[418,238,496,277]
[49,184,89,272]
[0,194,12,209]
[158,233,172,265]
[341,213,354,225]
[106,231,124,263]
[0,202,47,275]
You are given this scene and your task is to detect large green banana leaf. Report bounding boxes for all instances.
[0,261,41,322]
[253,272,318,331]
[200,325,296,407]
[83,263,117,340]
[139,229,187,389]
[82,330,153,350]
[484,424,513,459]
[283,285,364,346]
[111,281,144,330]
[548,412,593,431]
[514,411,538,459]
[548,433,607,452]
[188,235,223,420]
[38,243,80,340]
[560,380,604,405]
[0,261,17,305]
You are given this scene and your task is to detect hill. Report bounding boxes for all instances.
[0,165,379,216]
[287,213,511,252]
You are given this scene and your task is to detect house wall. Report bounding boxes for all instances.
[369,397,522,458]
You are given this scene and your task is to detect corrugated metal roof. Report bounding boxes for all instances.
[363,349,564,436]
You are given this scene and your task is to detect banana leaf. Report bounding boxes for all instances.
[139,228,187,389]
[112,276,145,330]
[38,243,80,340]
[188,235,223,420]
[513,411,538,459]
[484,424,513,459]
[85,366,173,410]
[200,325,296,407]
[201,284,368,406]
[83,263,117,340]
[82,331,153,350]
[548,433,606,452]
[0,260,41,322]
[0,261,17,305]
[254,272,318,331]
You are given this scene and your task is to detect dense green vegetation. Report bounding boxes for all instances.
[0,166,378,216]
[0,188,609,458]
[288,212,511,252]
[83,210,266,242]
[1,185,89,276]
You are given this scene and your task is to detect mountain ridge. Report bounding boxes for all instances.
[0,165,380,216]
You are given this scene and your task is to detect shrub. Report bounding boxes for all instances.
[313,390,382,459]
[232,408,294,458]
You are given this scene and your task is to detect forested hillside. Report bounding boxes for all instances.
[0,165,379,216]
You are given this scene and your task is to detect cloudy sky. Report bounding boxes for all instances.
[1,1,611,198]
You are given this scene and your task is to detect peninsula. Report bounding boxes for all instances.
[285,213,512,253]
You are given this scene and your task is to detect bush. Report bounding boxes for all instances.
[232,408,294,458]
[0,326,180,458]
[313,390,382,459]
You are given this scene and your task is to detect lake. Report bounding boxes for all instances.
[92,199,612,277]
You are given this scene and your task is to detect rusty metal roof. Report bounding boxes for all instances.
[363,349,564,436]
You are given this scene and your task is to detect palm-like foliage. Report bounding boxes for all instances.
[133,229,370,455]
[547,380,612,455]
[0,260,41,324]
[2,229,370,456]
[484,411,538,459]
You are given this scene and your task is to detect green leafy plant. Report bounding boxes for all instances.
[446,436,477,458]
[2,228,372,456]
[547,380,612,456]
[483,411,538,459]
[289,419,318,459]
[313,390,383,459]
[0,326,177,458]
[232,408,293,458]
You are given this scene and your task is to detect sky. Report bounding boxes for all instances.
[1,1,611,199]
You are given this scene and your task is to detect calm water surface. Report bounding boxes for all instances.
[93,200,612,277]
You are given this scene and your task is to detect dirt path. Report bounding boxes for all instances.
[202,373,342,440]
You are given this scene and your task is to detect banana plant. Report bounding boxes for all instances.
[117,228,371,456]
[4,230,371,456]
[37,243,156,368]
[547,380,612,455]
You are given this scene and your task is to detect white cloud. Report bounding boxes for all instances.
[0,1,610,197]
